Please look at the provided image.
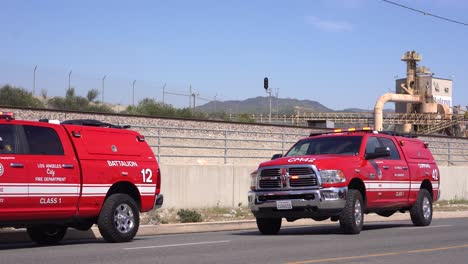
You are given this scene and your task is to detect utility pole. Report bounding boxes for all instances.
[68,70,72,93]
[162,83,167,104]
[33,65,37,95]
[214,94,217,112]
[189,85,192,108]
[132,80,136,106]
[275,88,280,114]
[102,75,107,103]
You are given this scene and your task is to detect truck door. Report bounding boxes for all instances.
[0,124,31,220]
[364,136,410,207]
[23,124,80,219]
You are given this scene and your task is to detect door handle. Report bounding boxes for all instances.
[10,163,24,168]
[382,166,390,170]
[62,164,75,169]
[402,167,408,170]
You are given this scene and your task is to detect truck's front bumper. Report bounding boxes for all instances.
[153,194,164,209]
[248,187,347,218]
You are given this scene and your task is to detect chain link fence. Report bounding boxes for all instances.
[132,125,468,166]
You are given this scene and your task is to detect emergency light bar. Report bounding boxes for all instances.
[0,111,14,120]
[333,127,373,133]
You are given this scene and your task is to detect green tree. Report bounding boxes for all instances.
[86,88,99,102]
[236,113,255,123]
[0,85,45,108]
[48,87,111,113]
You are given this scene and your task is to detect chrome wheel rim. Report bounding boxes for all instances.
[354,200,362,226]
[422,196,431,220]
[114,203,135,234]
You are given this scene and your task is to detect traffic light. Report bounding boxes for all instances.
[264,77,269,90]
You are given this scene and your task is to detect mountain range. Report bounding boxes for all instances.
[196,96,392,114]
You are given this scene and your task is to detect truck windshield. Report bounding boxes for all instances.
[285,136,363,156]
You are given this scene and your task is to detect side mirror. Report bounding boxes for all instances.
[271,153,283,160]
[365,147,390,160]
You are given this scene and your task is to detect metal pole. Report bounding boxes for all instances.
[189,85,192,108]
[214,94,217,112]
[132,80,136,106]
[268,88,272,123]
[33,65,37,95]
[162,83,166,104]
[102,75,107,103]
[68,70,72,92]
[224,131,228,164]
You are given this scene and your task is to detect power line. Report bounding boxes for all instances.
[381,0,468,26]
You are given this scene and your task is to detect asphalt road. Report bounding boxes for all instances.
[1,218,468,264]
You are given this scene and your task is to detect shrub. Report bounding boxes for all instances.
[177,209,203,223]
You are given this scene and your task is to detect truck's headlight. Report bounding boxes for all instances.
[250,170,258,190]
[319,170,346,183]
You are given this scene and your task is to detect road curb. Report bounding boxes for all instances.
[2,210,467,244]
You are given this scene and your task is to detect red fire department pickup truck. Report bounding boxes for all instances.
[0,112,163,244]
[248,128,440,234]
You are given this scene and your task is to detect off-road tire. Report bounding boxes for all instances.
[410,189,432,226]
[27,225,67,244]
[98,193,140,243]
[339,189,364,234]
[256,218,282,235]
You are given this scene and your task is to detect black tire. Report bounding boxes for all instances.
[98,193,140,243]
[27,225,67,244]
[410,189,432,226]
[339,189,364,234]
[256,218,282,235]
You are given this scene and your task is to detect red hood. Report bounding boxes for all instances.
[259,155,360,170]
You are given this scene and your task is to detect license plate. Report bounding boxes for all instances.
[276,200,292,210]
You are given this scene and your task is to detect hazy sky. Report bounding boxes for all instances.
[1,0,467,110]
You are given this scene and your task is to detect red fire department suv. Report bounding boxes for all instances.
[248,128,439,234]
[0,112,163,244]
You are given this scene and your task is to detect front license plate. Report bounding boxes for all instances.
[276,200,292,210]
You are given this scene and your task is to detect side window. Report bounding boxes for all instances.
[365,137,380,155]
[379,137,401,160]
[0,124,18,154]
[23,125,64,155]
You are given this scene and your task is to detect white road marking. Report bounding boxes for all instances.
[401,224,452,230]
[124,240,231,250]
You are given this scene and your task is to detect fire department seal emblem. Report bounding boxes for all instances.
[0,163,4,176]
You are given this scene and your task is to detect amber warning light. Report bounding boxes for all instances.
[334,127,373,133]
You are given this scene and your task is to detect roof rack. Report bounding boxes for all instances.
[379,131,417,138]
[61,119,131,129]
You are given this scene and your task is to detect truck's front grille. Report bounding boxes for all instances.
[290,177,317,187]
[258,166,318,189]
[289,167,315,176]
[260,168,280,177]
[259,179,281,188]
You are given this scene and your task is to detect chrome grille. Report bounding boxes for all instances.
[258,166,318,189]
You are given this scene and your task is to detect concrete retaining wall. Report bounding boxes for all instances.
[439,167,468,200]
[160,165,468,208]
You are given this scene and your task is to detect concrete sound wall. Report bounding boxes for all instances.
[160,165,468,208]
